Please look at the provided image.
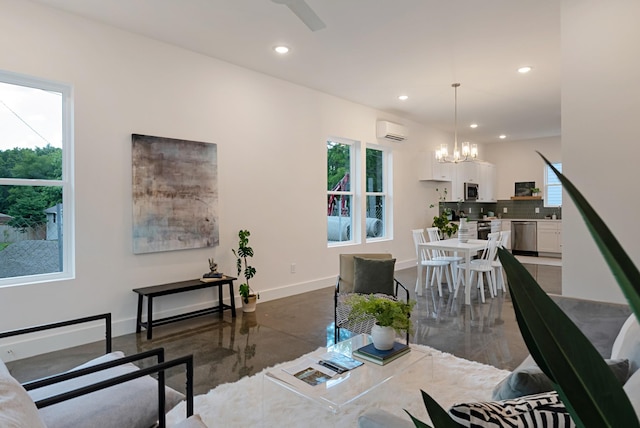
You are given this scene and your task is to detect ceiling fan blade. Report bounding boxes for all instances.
[272,0,326,32]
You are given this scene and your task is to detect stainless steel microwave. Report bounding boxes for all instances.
[464,182,479,201]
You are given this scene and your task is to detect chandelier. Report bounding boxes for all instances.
[435,83,478,163]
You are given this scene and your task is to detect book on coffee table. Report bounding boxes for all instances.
[352,342,410,365]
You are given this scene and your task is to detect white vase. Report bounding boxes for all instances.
[371,324,396,350]
[242,295,257,313]
[458,218,471,243]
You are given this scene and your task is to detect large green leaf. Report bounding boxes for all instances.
[405,390,463,428]
[499,247,638,427]
[539,152,640,319]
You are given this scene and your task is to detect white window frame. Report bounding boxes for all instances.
[0,70,75,287]
[327,138,360,246]
[365,143,392,242]
[544,161,562,207]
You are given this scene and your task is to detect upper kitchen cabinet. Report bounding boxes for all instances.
[420,152,496,202]
[419,152,453,181]
[477,162,496,202]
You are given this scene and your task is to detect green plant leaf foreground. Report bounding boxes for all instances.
[405,390,462,428]
[500,247,638,427]
[538,152,640,321]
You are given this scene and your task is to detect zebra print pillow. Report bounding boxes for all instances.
[448,391,575,428]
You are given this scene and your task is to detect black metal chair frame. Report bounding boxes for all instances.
[334,277,410,344]
[0,313,194,428]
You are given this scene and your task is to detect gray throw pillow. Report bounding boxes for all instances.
[353,257,396,295]
[492,355,629,400]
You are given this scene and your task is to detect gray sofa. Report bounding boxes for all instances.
[359,307,640,427]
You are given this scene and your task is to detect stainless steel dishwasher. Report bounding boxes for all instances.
[511,221,538,256]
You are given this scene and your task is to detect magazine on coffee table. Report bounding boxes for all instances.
[281,352,362,387]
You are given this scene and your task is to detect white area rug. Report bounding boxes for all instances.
[166,344,510,427]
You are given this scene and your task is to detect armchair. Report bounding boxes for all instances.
[0,313,196,428]
[334,253,410,344]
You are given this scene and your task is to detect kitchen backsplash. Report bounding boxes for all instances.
[440,199,561,220]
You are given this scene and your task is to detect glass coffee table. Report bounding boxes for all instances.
[262,334,430,426]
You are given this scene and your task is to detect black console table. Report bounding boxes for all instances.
[133,276,237,339]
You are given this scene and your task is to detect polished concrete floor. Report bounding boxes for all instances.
[6,261,631,398]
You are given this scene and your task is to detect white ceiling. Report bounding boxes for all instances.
[31,0,561,144]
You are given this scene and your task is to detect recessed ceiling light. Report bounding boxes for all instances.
[518,66,532,74]
[499,134,507,139]
[398,95,409,101]
[274,46,290,54]
[470,123,478,129]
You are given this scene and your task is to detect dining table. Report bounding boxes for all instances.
[418,238,489,305]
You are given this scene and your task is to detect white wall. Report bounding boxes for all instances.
[561,0,640,303]
[0,0,446,359]
[483,137,561,200]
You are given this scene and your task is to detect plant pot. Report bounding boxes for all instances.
[242,294,257,313]
[371,324,396,351]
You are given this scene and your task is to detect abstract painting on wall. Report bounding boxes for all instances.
[132,134,219,254]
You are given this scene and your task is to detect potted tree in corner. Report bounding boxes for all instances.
[232,229,258,312]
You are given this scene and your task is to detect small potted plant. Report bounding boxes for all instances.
[432,212,458,238]
[346,295,415,350]
[531,187,541,196]
[232,229,258,312]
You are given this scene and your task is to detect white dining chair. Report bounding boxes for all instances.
[455,232,500,303]
[491,230,511,294]
[425,227,463,284]
[412,229,452,297]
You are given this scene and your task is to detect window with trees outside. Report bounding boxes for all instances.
[326,139,391,245]
[327,139,356,244]
[0,71,74,287]
[365,146,389,241]
[544,162,562,207]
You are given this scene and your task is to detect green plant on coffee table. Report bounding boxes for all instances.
[406,153,640,427]
[346,294,415,335]
[231,229,257,304]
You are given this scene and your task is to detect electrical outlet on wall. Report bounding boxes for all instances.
[535,207,540,213]
[503,207,508,213]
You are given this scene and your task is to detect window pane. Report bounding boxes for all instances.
[327,195,351,242]
[366,195,384,238]
[545,162,562,206]
[327,141,350,191]
[0,82,62,172]
[0,185,63,278]
[366,148,383,192]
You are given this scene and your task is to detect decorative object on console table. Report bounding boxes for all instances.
[231,229,259,312]
[353,341,410,365]
[345,294,415,350]
[201,257,223,282]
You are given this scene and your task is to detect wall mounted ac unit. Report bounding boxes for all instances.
[376,121,407,141]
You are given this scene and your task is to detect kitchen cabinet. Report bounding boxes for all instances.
[477,162,496,201]
[537,221,562,255]
[419,152,453,181]
[419,152,496,202]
